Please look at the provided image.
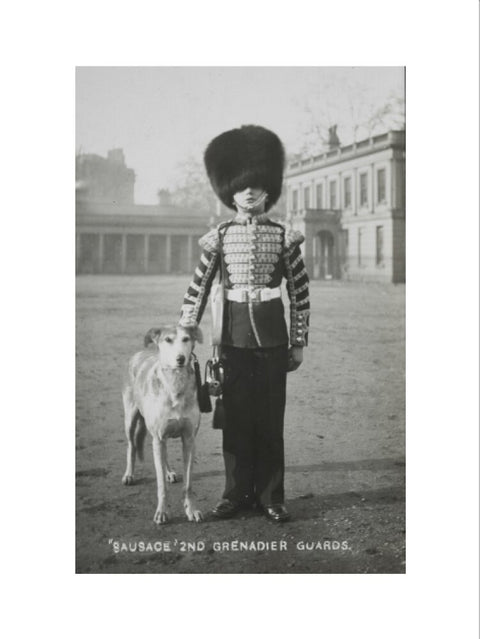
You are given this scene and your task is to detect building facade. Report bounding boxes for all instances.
[285,130,405,283]
[76,135,405,282]
[76,149,135,206]
[76,150,213,275]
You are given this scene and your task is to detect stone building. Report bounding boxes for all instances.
[285,130,405,283]
[76,133,405,282]
[76,150,213,275]
[76,149,135,205]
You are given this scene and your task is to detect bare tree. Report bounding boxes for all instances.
[295,73,405,156]
[362,92,405,137]
[162,155,217,212]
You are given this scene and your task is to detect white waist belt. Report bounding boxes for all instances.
[225,287,282,303]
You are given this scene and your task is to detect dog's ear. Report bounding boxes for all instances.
[144,328,162,348]
[185,324,203,344]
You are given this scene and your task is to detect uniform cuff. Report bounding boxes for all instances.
[290,310,309,346]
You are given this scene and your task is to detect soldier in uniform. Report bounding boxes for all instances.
[180,125,310,523]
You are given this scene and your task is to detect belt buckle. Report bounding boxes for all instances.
[249,289,259,302]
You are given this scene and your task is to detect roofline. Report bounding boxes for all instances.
[286,130,405,177]
[76,201,211,218]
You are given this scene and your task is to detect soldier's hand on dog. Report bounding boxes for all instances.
[287,346,304,372]
[178,316,198,329]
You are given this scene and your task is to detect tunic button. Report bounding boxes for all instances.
[296,337,303,343]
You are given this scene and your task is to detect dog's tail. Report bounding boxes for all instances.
[128,410,147,462]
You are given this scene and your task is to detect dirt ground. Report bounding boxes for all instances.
[76,275,405,574]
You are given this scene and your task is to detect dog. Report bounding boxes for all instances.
[122,324,203,524]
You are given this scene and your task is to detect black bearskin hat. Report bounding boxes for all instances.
[204,124,285,212]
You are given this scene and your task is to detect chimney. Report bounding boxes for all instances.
[107,148,126,165]
[328,125,340,149]
[157,189,171,206]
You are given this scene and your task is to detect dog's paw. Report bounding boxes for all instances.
[185,504,203,522]
[166,470,177,483]
[122,474,134,486]
[153,508,169,524]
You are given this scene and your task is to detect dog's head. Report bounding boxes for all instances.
[143,324,203,369]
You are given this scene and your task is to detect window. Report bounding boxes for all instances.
[80,233,98,261]
[104,234,122,262]
[171,236,188,272]
[376,226,384,266]
[377,168,386,203]
[148,235,166,260]
[292,189,298,211]
[303,186,310,209]
[329,180,337,209]
[344,176,352,208]
[360,173,368,207]
[357,228,363,266]
[316,183,323,208]
[127,235,142,260]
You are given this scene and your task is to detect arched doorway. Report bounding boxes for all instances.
[314,230,335,279]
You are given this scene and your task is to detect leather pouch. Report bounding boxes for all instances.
[198,382,213,413]
[212,397,226,430]
[205,353,225,429]
[193,356,212,413]
[205,357,224,396]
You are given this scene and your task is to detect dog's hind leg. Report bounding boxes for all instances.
[122,405,140,486]
[152,435,169,524]
[134,414,147,461]
[181,426,203,522]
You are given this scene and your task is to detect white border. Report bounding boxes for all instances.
[3,1,478,637]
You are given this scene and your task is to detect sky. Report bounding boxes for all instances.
[76,67,404,204]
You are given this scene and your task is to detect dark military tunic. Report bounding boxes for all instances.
[181,211,310,346]
[181,211,310,506]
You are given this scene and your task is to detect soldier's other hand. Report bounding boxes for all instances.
[287,346,304,372]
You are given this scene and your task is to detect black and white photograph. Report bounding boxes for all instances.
[76,66,406,574]
[5,1,478,636]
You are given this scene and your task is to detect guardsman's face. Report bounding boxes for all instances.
[233,186,266,212]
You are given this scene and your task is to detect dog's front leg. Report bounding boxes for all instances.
[164,448,177,484]
[152,435,169,524]
[182,430,203,522]
[122,404,138,485]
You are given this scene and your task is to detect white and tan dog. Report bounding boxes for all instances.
[122,324,203,524]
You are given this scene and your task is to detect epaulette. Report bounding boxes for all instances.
[284,228,305,250]
[268,219,286,229]
[198,227,220,252]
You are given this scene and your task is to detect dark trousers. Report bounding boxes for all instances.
[220,345,288,506]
